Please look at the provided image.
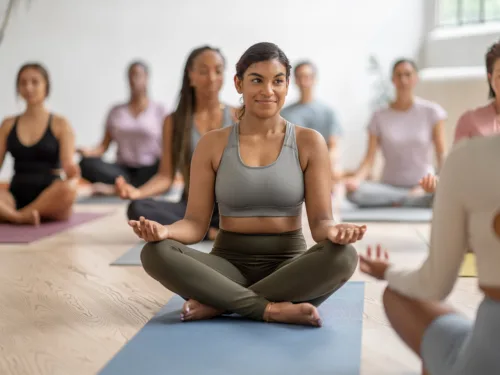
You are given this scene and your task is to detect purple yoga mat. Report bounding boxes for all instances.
[0,211,109,244]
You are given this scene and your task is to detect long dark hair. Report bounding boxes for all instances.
[486,40,500,99]
[171,45,225,193]
[235,42,291,120]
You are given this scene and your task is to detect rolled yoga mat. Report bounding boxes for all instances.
[0,211,110,244]
[111,240,214,266]
[340,206,433,223]
[98,281,365,375]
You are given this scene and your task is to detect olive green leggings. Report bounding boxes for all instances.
[140,229,358,321]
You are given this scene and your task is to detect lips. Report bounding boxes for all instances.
[255,100,276,104]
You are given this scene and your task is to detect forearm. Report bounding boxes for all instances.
[436,152,445,172]
[311,219,336,243]
[137,174,172,198]
[166,218,206,244]
[328,149,340,172]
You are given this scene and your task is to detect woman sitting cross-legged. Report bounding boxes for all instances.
[129,42,366,327]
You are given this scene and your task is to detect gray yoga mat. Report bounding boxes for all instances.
[339,206,433,223]
[98,281,365,375]
[111,240,214,266]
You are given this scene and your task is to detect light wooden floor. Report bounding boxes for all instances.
[0,203,482,375]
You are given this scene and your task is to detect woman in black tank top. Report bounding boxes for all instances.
[0,63,79,225]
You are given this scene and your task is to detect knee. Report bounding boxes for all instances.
[140,239,177,275]
[321,241,359,280]
[56,180,78,203]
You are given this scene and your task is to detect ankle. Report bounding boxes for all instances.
[263,302,275,322]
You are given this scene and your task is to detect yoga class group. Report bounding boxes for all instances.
[1,38,500,375]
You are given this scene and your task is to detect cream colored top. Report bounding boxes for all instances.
[385,134,500,300]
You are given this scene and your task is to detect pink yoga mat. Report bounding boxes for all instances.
[0,211,110,244]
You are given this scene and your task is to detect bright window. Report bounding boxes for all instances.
[437,0,500,26]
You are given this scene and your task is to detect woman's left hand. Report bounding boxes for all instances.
[328,223,367,244]
[359,244,391,280]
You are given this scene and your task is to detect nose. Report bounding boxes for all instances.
[208,71,217,83]
[262,82,273,96]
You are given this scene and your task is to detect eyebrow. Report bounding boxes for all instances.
[248,72,286,78]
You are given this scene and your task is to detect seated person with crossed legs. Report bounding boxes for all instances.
[129,42,366,326]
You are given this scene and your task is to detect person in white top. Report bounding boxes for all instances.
[359,134,500,375]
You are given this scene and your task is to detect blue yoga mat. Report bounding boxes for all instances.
[99,281,365,375]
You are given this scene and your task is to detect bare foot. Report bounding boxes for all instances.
[264,302,322,327]
[91,183,116,196]
[181,299,223,322]
[16,210,40,226]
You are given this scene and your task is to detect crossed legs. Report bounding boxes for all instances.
[140,238,358,326]
[0,179,78,224]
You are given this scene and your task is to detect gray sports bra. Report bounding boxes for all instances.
[215,121,304,217]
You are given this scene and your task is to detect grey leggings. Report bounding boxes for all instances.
[347,181,434,208]
[140,229,358,320]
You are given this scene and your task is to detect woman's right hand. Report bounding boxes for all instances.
[128,216,169,242]
[344,176,361,193]
[419,173,438,193]
[115,176,141,200]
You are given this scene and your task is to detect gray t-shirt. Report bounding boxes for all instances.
[281,100,342,141]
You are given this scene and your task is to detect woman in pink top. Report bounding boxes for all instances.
[77,61,168,195]
[420,40,500,194]
[343,59,447,208]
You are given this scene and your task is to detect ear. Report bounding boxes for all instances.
[285,78,290,96]
[234,74,243,94]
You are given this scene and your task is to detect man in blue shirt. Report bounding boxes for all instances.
[281,61,343,182]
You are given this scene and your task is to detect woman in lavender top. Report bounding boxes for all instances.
[77,61,167,195]
[343,59,447,208]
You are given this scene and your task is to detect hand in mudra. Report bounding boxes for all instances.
[115,176,141,200]
[328,223,367,245]
[128,216,169,242]
[419,173,438,193]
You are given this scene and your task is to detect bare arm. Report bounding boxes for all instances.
[432,120,447,171]
[353,133,378,180]
[327,135,340,175]
[135,115,174,198]
[165,131,223,244]
[300,129,337,242]
[55,116,79,178]
[0,118,12,171]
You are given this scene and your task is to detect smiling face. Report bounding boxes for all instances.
[188,49,225,97]
[235,58,289,119]
[17,67,48,105]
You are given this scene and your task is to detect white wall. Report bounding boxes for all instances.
[0,0,427,180]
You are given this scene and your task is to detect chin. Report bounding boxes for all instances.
[254,110,280,119]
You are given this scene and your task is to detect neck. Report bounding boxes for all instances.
[239,113,284,135]
[393,93,414,110]
[130,92,148,105]
[494,98,500,114]
[24,102,47,117]
[299,90,313,104]
[195,92,220,112]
